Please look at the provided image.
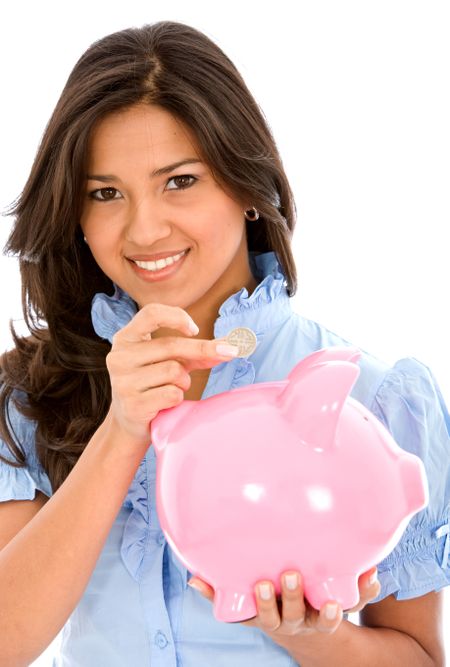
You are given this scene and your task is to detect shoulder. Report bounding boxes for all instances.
[0,389,53,500]
[1,389,37,458]
[286,310,390,406]
[369,356,450,467]
[287,310,450,436]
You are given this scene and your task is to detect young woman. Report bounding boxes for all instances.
[0,21,448,667]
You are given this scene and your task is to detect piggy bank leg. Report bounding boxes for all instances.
[304,575,359,612]
[213,587,258,623]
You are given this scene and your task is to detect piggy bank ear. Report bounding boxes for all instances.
[151,402,196,453]
[289,346,362,374]
[277,356,360,450]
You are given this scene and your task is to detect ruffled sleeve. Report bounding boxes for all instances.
[0,390,53,501]
[368,357,450,602]
[120,454,150,579]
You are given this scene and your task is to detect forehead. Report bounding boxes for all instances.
[87,103,200,161]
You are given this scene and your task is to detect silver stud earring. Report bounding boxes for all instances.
[244,207,260,221]
[83,236,88,243]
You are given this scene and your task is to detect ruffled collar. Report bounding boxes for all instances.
[91,250,293,343]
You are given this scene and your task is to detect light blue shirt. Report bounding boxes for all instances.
[1,251,449,666]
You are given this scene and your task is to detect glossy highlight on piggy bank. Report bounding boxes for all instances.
[151,346,429,622]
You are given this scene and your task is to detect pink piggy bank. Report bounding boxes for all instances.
[151,346,428,622]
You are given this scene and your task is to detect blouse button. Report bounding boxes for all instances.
[154,630,168,648]
[157,533,166,546]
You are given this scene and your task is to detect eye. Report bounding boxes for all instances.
[88,187,122,202]
[166,174,197,191]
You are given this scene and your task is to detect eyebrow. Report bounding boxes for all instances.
[86,158,203,182]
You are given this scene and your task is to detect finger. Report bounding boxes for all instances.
[173,337,239,373]
[280,572,306,632]
[109,336,239,374]
[345,568,380,613]
[187,577,215,602]
[255,582,282,633]
[362,567,380,596]
[280,577,342,635]
[316,600,343,633]
[112,359,192,394]
[114,302,199,344]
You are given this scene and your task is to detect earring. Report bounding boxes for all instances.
[83,236,88,243]
[244,206,260,221]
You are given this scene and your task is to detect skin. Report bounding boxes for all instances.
[80,102,258,344]
[78,102,444,661]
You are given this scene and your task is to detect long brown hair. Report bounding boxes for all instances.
[0,21,298,493]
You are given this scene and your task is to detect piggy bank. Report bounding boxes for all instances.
[150,346,428,622]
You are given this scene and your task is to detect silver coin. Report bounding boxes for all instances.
[225,327,257,357]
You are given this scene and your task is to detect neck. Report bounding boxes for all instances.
[152,270,258,344]
[188,270,258,341]
[152,243,259,343]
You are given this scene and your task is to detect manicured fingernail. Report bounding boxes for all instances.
[216,344,239,357]
[285,573,298,590]
[325,603,338,620]
[369,570,378,586]
[258,583,272,600]
[188,321,199,335]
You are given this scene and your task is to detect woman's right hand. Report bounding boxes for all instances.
[104,302,239,445]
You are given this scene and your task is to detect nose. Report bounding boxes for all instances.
[125,192,172,246]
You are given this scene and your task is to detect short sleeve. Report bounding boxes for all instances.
[0,390,53,501]
[368,357,450,602]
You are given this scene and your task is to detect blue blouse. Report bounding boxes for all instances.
[1,251,449,667]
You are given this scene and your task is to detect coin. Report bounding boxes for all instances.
[225,327,258,357]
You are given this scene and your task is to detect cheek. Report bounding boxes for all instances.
[83,227,121,272]
[190,205,243,245]
[81,209,122,246]
[80,198,122,231]
[79,209,99,240]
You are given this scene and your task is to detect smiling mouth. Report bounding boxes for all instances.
[130,248,189,272]
[127,248,191,280]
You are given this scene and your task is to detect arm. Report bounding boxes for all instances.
[0,302,233,666]
[278,591,444,667]
[0,409,149,667]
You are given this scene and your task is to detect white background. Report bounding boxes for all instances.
[0,1,448,664]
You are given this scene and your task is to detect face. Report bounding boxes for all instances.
[80,103,257,332]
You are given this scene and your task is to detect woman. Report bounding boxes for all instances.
[0,21,448,666]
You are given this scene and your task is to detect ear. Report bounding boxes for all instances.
[151,401,196,453]
[277,354,361,451]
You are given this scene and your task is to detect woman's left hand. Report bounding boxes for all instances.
[187,568,381,640]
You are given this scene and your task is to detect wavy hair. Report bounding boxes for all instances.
[0,21,298,492]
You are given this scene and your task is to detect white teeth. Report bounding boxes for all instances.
[134,250,188,272]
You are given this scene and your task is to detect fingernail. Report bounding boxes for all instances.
[258,583,272,600]
[369,570,378,586]
[325,603,338,620]
[285,573,298,590]
[216,344,239,357]
[188,321,199,335]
